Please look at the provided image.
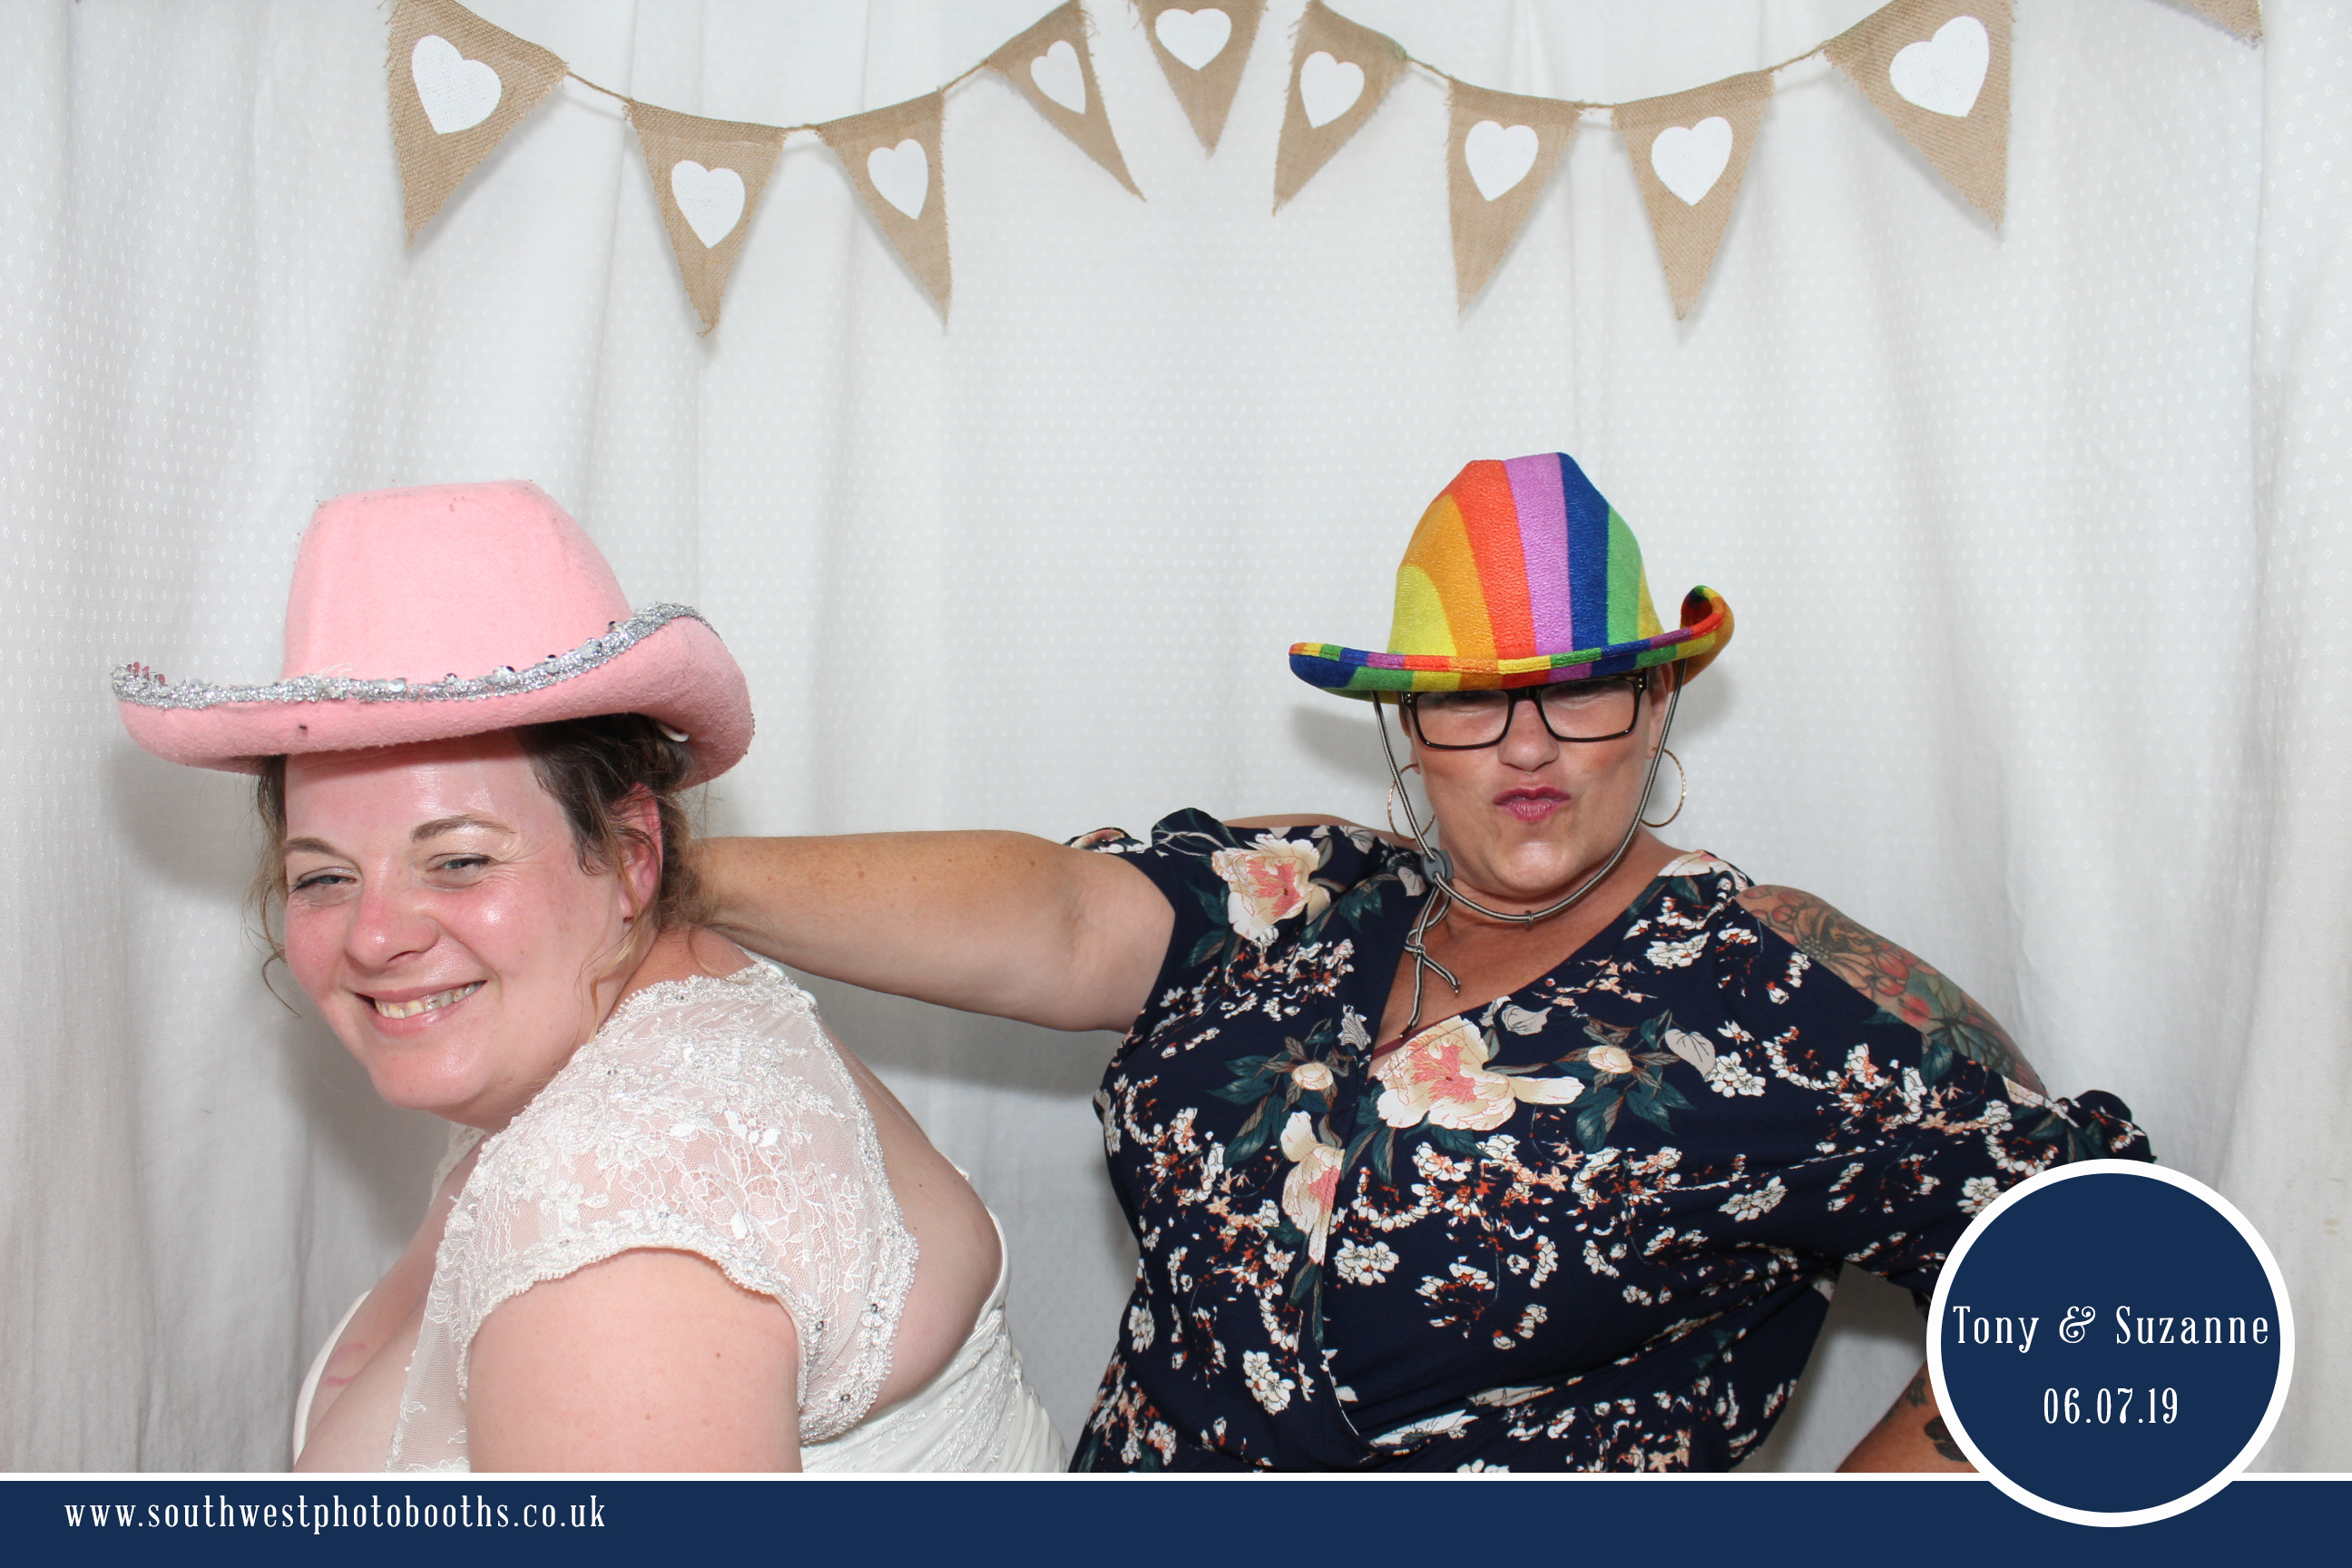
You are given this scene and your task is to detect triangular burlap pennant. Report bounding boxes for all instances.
[1271,1,1407,211]
[1133,0,1267,153]
[1446,82,1580,311]
[627,103,787,334]
[387,0,568,240]
[1826,0,2012,226]
[1615,72,1772,320]
[985,3,1141,197]
[2172,0,2262,41]
[817,93,954,317]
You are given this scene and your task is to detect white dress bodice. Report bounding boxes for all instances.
[299,963,1058,1473]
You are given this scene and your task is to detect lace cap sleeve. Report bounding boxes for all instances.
[387,966,916,1469]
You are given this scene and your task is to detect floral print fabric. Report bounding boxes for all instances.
[1072,812,2151,1472]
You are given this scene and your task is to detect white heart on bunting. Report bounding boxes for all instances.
[1889,15,1990,117]
[1650,116,1733,206]
[409,34,502,135]
[670,162,746,248]
[1155,7,1231,71]
[867,139,930,219]
[1464,120,1539,201]
[1299,50,1364,129]
[1031,38,1087,114]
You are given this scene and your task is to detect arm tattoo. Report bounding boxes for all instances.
[1736,886,2045,1095]
[1898,1367,1968,1463]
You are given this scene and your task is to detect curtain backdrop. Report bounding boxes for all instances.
[4,0,2343,1472]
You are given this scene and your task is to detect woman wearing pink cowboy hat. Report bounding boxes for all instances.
[695,454,2151,1473]
[116,482,1059,1473]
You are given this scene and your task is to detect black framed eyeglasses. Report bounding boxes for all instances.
[1401,671,1649,750]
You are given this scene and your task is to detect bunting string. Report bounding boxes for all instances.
[385,0,2263,333]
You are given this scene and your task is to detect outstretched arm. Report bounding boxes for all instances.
[692,831,1173,1034]
[1838,1362,1973,1472]
[1734,885,2044,1094]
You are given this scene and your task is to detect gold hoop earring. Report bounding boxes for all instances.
[1386,761,1422,838]
[1642,748,1686,828]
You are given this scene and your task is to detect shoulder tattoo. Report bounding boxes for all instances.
[1735,885,2044,1095]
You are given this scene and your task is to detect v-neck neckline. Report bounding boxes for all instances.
[1364,862,1688,1063]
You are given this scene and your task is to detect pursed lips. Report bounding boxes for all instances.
[1494,786,1569,822]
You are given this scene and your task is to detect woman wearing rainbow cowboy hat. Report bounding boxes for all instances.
[701,454,2153,1473]
[115,482,1059,1472]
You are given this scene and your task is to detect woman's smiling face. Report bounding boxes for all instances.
[280,730,647,1129]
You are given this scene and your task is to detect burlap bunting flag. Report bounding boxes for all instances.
[817,93,954,317]
[986,3,1141,197]
[1134,0,1266,153]
[387,0,567,240]
[1615,72,1773,320]
[1826,0,2012,226]
[627,104,787,333]
[2175,0,2262,41]
[1272,1,1407,211]
[1446,83,1579,311]
[377,0,2263,335]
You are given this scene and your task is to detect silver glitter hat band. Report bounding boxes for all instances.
[112,603,710,712]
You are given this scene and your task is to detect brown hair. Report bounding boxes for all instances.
[250,713,707,968]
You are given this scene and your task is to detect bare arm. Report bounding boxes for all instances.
[1838,1362,1973,1473]
[692,831,1172,1034]
[466,1250,802,1473]
[1734,885,2044,1094]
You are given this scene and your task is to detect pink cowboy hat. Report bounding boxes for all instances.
[113,481,753,784]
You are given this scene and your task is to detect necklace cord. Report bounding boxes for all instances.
[1374,680,1681,1038]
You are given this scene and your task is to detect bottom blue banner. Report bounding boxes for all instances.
[8,1475,2342,1565]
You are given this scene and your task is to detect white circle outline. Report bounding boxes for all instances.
[1926,1159,2295,1527]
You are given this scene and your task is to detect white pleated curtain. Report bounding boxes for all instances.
[2,0,2342,1471]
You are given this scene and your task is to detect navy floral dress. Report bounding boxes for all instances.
[1069,812,2151,1472]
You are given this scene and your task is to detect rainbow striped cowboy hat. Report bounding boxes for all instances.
[1290,454,1731,696]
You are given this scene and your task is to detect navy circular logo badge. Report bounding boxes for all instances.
[1929,1161,2293,1524]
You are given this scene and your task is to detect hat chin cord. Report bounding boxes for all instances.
[1373,681,1681,1042]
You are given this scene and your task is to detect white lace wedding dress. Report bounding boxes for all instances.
[295,964,1060,1473]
